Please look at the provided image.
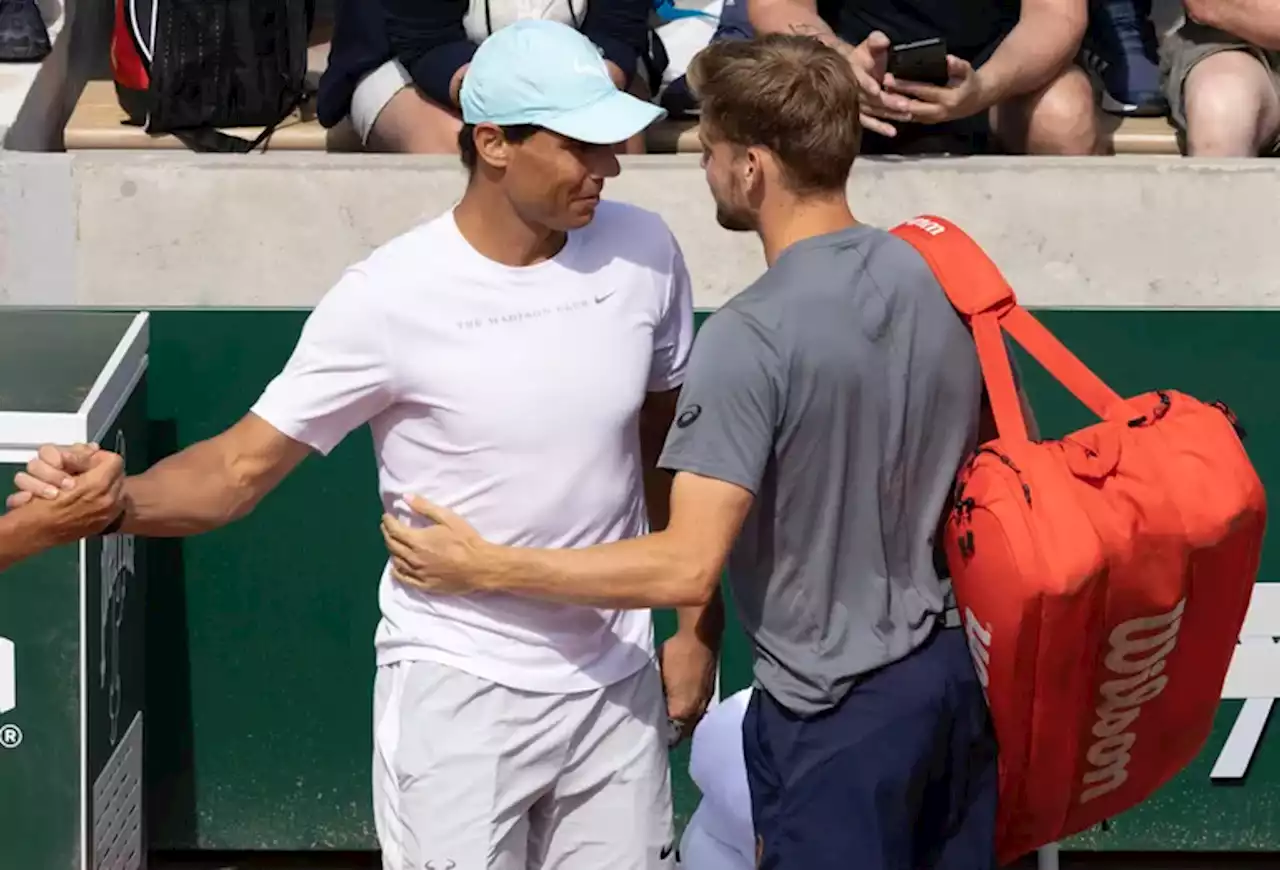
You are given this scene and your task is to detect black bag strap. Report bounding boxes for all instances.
[170,86,312,154]
[143,0,315,152]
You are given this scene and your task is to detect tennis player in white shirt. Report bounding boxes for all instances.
[9,20,721,870]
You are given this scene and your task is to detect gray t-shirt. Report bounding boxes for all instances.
[659,225,982,716]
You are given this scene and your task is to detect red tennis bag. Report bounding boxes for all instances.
[891,216,1266,864]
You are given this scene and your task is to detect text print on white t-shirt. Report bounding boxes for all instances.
[250,201,695,693]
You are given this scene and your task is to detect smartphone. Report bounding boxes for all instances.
[888,37,950,86]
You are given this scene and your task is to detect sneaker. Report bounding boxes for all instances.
[1080,0,1166,116]
[0,0,52,63]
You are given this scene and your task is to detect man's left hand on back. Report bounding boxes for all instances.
[886,55,991,124]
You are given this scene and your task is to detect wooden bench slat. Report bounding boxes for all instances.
[1103,115,1180,155]
[64,81,361,151]
[65,80,1181,156]
[647,118,701,153]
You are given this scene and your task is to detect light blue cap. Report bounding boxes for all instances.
[460,20,666,146]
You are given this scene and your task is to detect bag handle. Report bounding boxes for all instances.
[890,216,1133,441]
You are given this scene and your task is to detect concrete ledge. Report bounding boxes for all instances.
[2,152,1278,309]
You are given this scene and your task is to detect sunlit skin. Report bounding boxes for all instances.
[699,128,760,234]
[482,125,623,232]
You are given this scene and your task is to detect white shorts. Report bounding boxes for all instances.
[677,805,755,870]
[350,58,414,145]
[372,658,676,870]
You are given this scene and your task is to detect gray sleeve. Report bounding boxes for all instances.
[657,310,780,495]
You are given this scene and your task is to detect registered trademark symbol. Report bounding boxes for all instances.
[0,723,23,749]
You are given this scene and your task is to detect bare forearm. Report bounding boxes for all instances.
[1222,16,1280,48]
[120,439,258,537]
[476,532,717,609]
[1189,0,1280,49]
[645,466,724,644]
[749,0,849,49]
[975,10,1086,105]
[0,510,51,572]
[677,586,724,647]
[1215,15,1280,48]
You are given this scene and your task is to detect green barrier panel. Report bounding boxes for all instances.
[91,308,1280,852]
[0,311,150,870]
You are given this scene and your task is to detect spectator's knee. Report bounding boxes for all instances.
[993,66,1099,155]
[1182,51,1279,157]
[367,87,464,154]
[1014,66,1100,155]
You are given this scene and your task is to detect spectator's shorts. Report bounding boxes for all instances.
[350,58,415,146]
[743,625,998,870]
[1161,19,1280,153]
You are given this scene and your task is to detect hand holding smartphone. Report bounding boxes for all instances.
[887,37,950,86]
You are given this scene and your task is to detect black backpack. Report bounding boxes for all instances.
[110,0,316,152]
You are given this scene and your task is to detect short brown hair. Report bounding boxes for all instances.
[687,34,861,193]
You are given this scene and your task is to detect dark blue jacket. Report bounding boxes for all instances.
[318,0,653,129]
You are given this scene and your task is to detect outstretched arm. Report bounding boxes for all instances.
[9,268,395,540]
[118,414,311,537]
[8,416,311,538]
[387,470,752,608]
[383,308,777,611]
[0,508,53,572]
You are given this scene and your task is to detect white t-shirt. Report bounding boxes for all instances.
[463,0,588,43]
[251,201,694,693]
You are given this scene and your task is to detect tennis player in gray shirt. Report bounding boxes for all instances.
[383,33,1001,870]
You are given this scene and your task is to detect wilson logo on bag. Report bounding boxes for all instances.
[891,215,1266,864]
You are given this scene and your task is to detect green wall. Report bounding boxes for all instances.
[137,308,1279,852]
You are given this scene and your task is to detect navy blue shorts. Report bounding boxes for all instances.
[743,626,998,870]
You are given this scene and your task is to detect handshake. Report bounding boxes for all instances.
[2,442,126,555]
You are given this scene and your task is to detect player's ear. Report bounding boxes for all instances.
[475,123,517,170]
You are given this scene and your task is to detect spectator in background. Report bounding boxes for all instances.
[1161,4,1280,155]
[658,0,754,115]
[319,0,658,154]
[747,0,1104,155]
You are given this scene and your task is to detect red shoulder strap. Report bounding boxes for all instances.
[891,215,1131,439]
